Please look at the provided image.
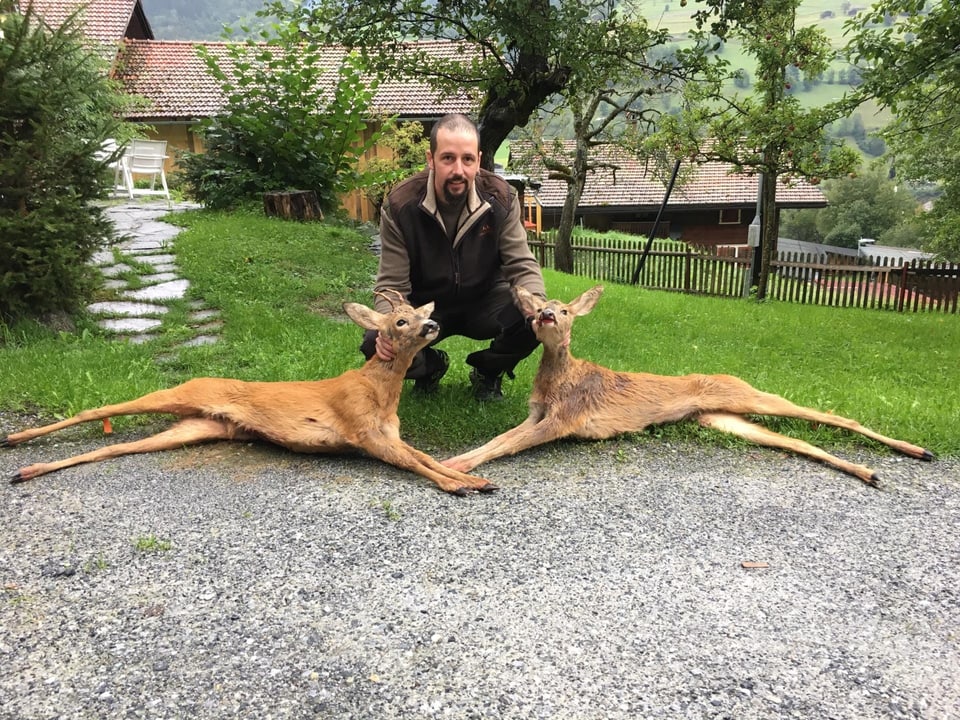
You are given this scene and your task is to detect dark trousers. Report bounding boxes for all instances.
[360,281,540,380]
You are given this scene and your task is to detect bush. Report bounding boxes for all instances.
[0,2,131,324]
[179,8,382,212]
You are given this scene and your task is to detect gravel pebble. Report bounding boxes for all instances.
[1,415,958,719]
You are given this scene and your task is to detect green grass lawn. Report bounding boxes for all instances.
[2,209,958,460]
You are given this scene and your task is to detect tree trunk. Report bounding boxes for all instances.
[554,137,591,273]
[263,190,323,221]
[756,169,780,299]
[476,44,571,170]
[555,185,581,273]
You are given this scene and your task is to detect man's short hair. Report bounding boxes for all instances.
[430,113,480,153]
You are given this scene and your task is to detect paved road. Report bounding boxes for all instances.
[2,414,957,720]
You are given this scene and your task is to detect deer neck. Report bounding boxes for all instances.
[537,342,575,380]
[360,353,414,403]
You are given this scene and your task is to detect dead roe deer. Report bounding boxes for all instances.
[4,294,497,496]
[444,286,933,485]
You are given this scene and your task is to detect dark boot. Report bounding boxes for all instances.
[469,367,503,402]
[413,349,449,394]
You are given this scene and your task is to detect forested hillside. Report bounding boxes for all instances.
[142,0,270,40]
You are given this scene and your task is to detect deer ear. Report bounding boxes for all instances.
[570,285,603,316]
[513,286,539,316]
[343,302,383,330]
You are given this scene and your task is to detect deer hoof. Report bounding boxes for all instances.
[10,471,28,484]
[1,437,9,447]
[921,449,935,461]
[866,471,880,487]
[478,482,499,493]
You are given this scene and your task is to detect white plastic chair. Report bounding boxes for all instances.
[94,138,128,196]
[121,139,171,202]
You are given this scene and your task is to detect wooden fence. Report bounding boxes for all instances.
[528,231,960,314]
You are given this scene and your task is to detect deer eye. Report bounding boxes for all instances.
[560,309,568,315]
[396,319,407,326]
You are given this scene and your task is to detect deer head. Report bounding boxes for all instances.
[343,298,438,358]
[514,285,603,350]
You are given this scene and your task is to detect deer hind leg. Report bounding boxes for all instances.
[361,438,498,496]
[697,411,880,485]
[10,417,254,483]
[2,384,216,448]
[724,384,933,462]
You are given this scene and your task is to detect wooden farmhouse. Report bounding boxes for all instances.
[513,141,828,248]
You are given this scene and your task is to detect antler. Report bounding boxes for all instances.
[374,289,407,310]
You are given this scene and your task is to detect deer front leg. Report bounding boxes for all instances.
[10,417,253,483]
[697,412,880,485]
[443,415,570,473]
[361,437,498,496]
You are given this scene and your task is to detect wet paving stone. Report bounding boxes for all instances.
[87,201,219,352]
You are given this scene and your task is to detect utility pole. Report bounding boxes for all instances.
[743,173,763,298]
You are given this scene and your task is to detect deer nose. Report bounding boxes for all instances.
[420,320,439,337]
[541,308,555,323]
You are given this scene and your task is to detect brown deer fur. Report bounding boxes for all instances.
[4,297,497,495]
[444,286,933,485]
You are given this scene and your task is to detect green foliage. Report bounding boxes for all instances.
[878,215,923,249]
[515,6,687,272]
[782,168,923,249]
[358,120,429,221]
[133,535,173,553]
[815,167,917,248]
[915,183,960,261]
[779,207,822,244]
[178,9,382,211]
[0,1,132,323]
[846,1,960,262]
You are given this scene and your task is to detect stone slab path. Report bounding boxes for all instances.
[88,201,222,348]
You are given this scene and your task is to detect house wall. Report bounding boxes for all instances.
[142,122,205,174]
[679,210,750,247]
[540,207,752,245]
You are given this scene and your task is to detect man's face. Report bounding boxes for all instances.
[427,128,481,204]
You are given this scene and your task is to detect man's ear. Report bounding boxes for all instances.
[343,302,383,331]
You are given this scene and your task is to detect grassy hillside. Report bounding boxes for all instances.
[639,0,860,43]
[636,0,886,130]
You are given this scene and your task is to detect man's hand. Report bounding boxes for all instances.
[375,332,396,361]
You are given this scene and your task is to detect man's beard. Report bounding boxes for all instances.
[441,176,468,204]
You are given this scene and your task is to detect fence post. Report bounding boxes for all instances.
[897,262,909,312]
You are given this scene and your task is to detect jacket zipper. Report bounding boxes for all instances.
[452,248,462,296]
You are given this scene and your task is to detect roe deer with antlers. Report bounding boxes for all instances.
[4,294,497,495]
[444,286,933,485]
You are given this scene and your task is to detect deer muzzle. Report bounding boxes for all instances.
[420,320,439,338]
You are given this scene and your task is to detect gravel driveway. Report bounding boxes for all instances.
[1,414,957,720]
